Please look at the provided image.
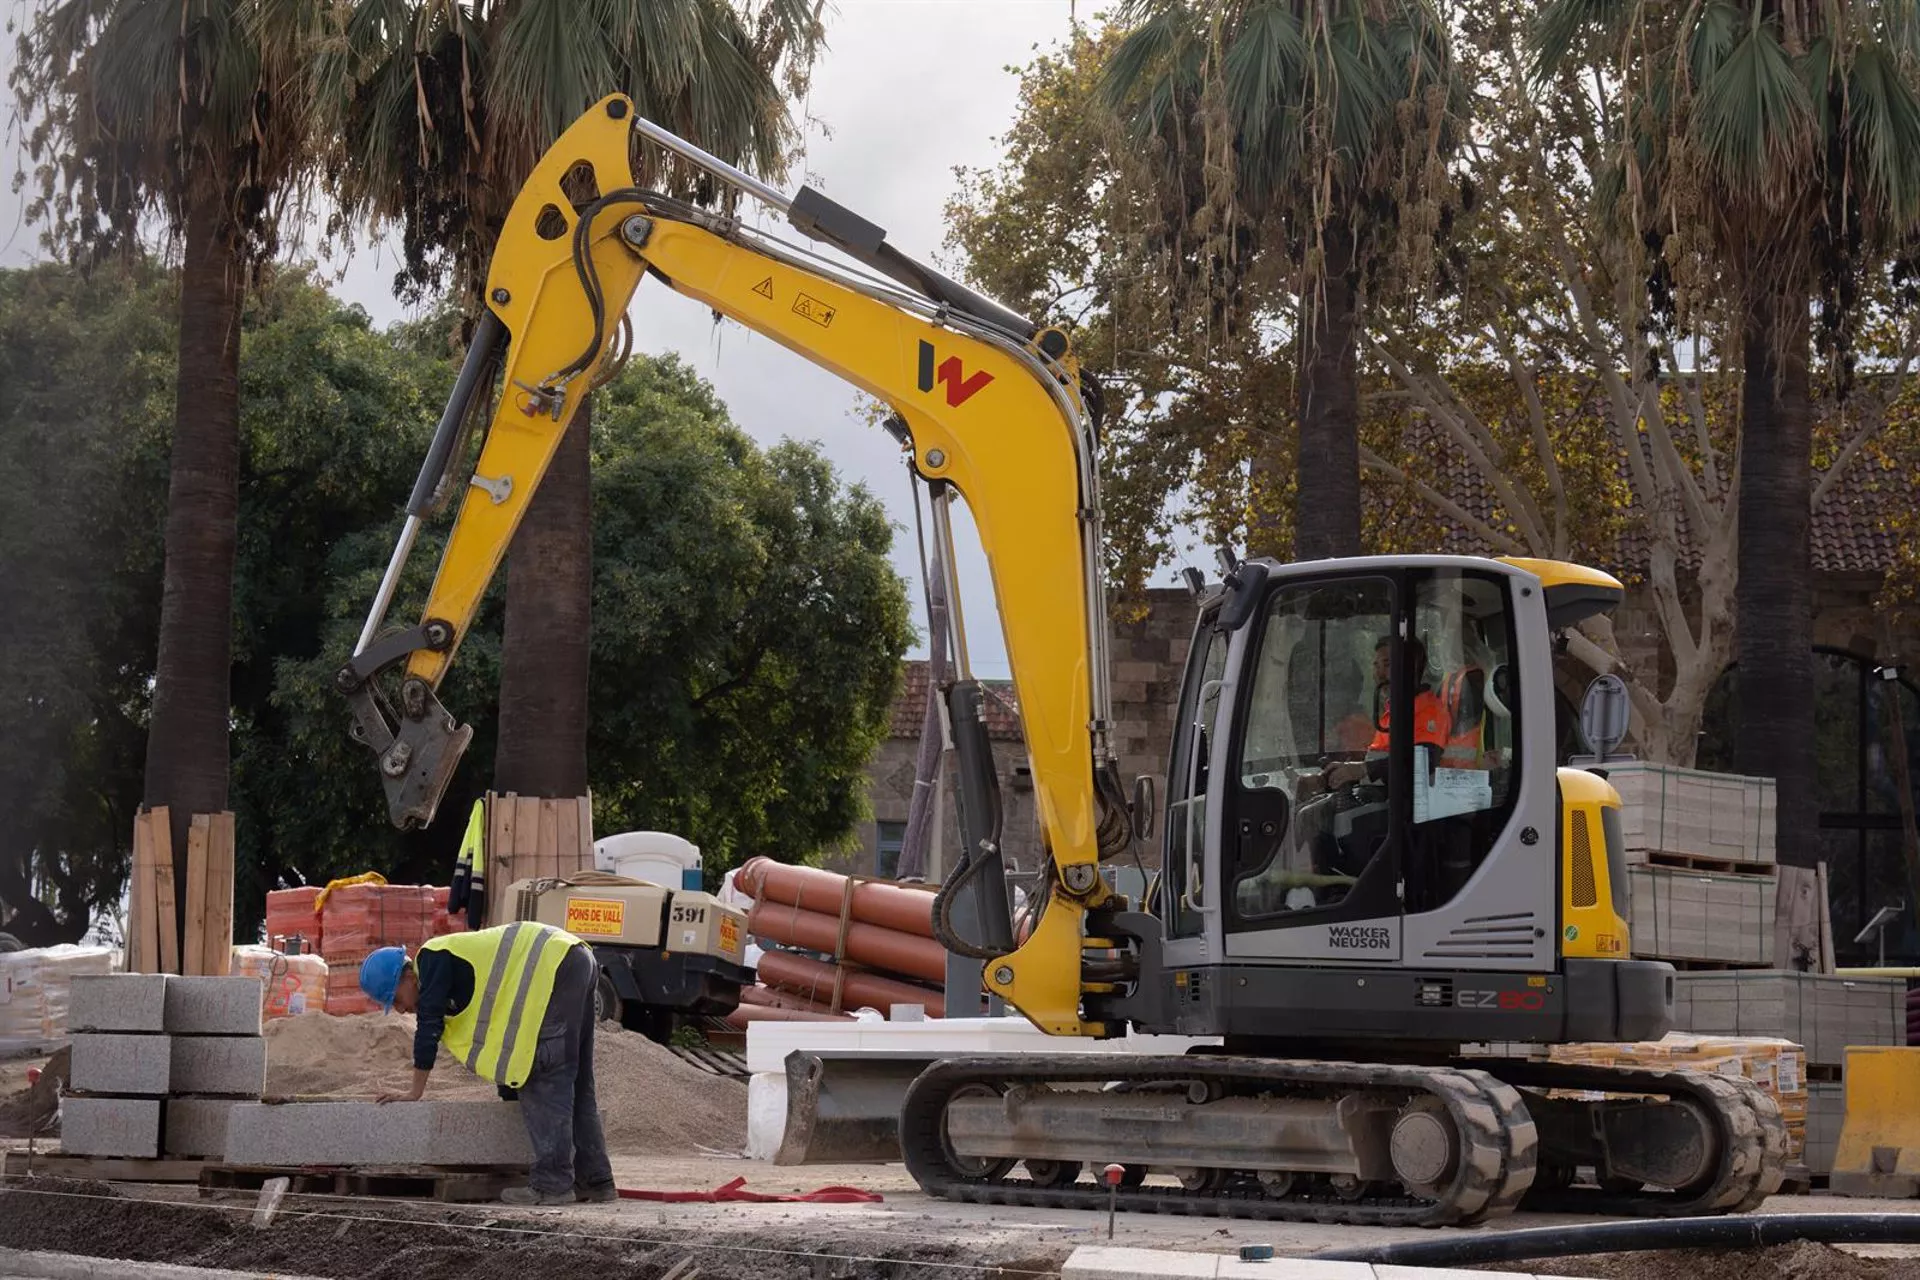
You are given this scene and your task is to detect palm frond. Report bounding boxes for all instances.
[1689,21,1815,203]
[1530,0,1631,82]
[1843,42,1920,230]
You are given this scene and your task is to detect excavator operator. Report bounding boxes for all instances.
[1293,637,1451,900]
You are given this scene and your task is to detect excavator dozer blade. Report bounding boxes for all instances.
[774,1051,935,1165]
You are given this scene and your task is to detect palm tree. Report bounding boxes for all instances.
[12,0,315,873]
[309,0,823,805]
[1532,1,1920,870]
[1096,0,1458,561]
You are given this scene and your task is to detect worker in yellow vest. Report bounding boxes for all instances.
[361,922,614,1206]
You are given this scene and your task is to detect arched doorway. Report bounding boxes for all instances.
[1699,649,1920,966]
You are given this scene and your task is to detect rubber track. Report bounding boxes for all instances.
[899,1055,1537,1227]
[1487,1061,1788,1217]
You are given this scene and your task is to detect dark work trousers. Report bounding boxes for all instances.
[515,944,614,1195]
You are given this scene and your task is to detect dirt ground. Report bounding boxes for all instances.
[7,1165,1920,1279]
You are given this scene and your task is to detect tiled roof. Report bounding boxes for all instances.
[1376,412,1906,577]
[888,660,1025,741]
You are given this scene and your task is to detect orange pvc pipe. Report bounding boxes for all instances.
[757,949,945,1019]
[747,900,948,985]
[724,1004,853,1027]
[736,857,936,938]
[739,984,843,1013]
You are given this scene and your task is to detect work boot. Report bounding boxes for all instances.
[499,1186,573,1207]
[575,1183,618,1204]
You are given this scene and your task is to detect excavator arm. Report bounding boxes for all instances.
[339,95,1129,1035]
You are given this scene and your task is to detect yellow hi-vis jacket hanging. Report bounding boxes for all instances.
[419,922,580,1088]
[448,798,486,919]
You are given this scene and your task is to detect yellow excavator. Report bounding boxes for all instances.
[339,95,1787,1225]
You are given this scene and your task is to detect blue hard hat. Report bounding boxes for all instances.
[360,946,408,1012]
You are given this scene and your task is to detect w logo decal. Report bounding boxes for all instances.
[918,340,993,407]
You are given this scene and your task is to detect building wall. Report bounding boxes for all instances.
[841,729,1040,879]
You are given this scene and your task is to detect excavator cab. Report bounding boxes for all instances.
[1107,554,1669,1050]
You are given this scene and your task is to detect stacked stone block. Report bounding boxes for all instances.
[63,973,265,1160]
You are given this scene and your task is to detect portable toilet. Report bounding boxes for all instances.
[593,831,703,890]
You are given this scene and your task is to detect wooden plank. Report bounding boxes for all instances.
[184,814,211,977]
[489,792,515,927]
[204,811,236,977]
[555,796,581,878]
[537,798,560,881]
[1776,865,1822,970]
[1817,860,1838,974]
[130,811,153,974]
[515,794,544,880]
[5,1152,204,1182]
[580,791,594,854]
[150,809,179,975]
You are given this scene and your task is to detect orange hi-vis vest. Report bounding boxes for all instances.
[1438,668,1486,767]
[1368,688,1453,754]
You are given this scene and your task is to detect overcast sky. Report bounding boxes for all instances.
[2,0,1142,679]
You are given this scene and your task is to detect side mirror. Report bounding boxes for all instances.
[1131,774,1159,843]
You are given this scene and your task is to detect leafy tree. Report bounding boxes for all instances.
[271,351,911,892]
[302,0,827,810]
[953,15,1920,773]
[1531,0,1920,866]
[1096,0,1461,560]
[12,0,319,868]
[0,263,172,944]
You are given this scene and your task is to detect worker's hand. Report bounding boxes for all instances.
[377,1069,430,1104]
[1325,761,1366,789]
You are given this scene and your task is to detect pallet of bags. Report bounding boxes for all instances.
[0,944,117,1054]
[1550,1033,1807,1158]
[230,946,327,1019]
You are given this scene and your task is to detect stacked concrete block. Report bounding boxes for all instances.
[222,1100,533,1167]
[69,1034,172,1095]
[59,973,266,1163]
[1606,762,1775,865]
[63,975,173,1157]
[1804,1080,1845,1175]
[69,974,169,1033]
[1628,866,1774,964]
[1674,971,1905,1067]
[61,1098,165,1159]
[164,1098,247,1160]
[166,975,265,1036]
[170,1035,267,1097]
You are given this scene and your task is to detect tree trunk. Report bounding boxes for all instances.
[1293,220,1362,562]
[493,399,593,797]
[142,193,242,867]
[1734,289,1816,869]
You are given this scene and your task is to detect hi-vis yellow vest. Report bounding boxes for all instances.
[421,922,580,1088]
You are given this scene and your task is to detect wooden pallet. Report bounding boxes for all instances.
[1635,850,1777,877]
[198,1162,522,1202]
[3,1152,205,1183]
[1659,957,1779,972]
[670,1044,749,1078]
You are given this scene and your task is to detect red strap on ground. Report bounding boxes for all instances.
[617,1177,882,1204]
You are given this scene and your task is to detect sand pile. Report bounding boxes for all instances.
[263,1014,744,1155]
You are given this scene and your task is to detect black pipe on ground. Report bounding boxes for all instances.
[1310,1214,1920,1267]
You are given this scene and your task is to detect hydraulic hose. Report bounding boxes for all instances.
[1310,1213,1920,1267]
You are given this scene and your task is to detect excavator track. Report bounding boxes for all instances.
[900,1054,1787,1227]
[1487,1060,1787,1217]
[900,1055,1537,1227]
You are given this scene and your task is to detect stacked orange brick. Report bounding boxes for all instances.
[319,885,437,1014]
[264,886,323,954]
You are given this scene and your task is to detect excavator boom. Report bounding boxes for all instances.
[341,94,1121,1034]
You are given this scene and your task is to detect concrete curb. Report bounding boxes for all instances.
[0,1247,328,1280]
[1060,1247,1597,1280]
